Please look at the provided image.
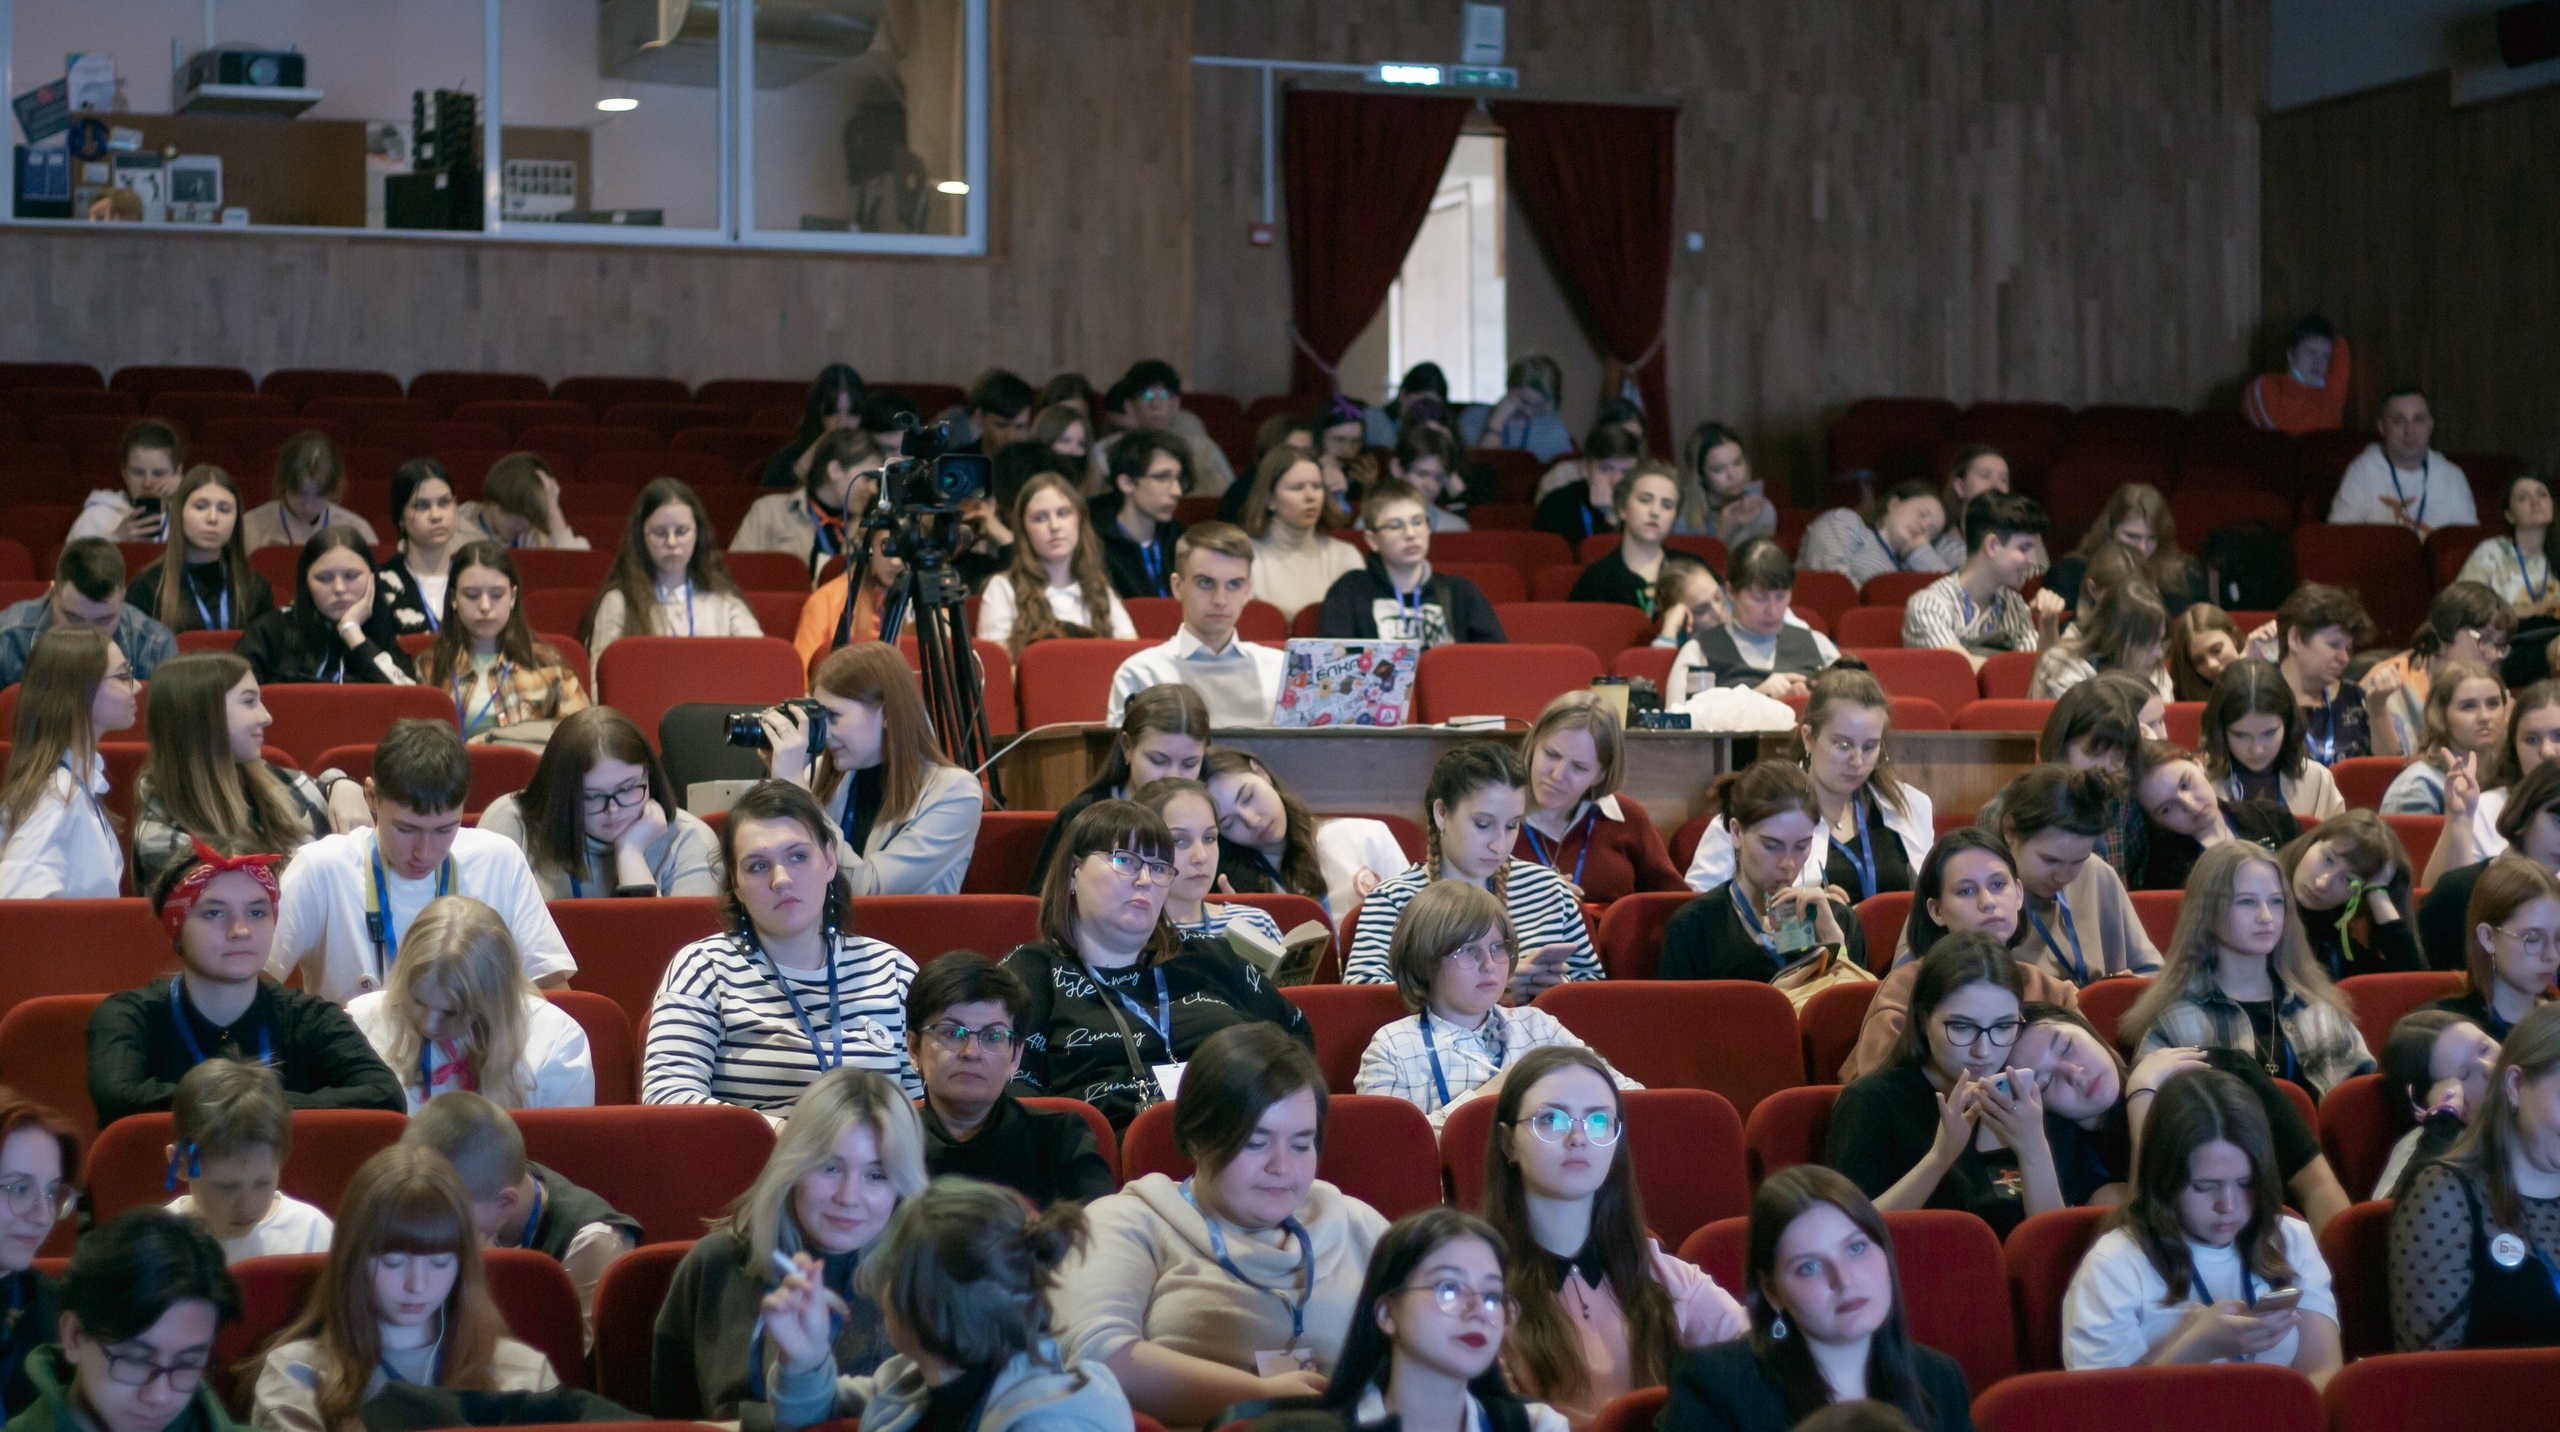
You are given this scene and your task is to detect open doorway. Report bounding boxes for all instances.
[1338,128,1507,404]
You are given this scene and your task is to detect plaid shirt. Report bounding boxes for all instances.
[446,656,591,739]
[1901,574,2037,654]
[2135,969,2374,1097]
[1353,1005,1640,1127]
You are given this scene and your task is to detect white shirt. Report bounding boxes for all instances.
[269,828,576,1004]
[1314,818,1414,920]
[2063,1219,2334,1371]
[346,989,597,1111]
[1665,614,1841,698]
[976,575,1138,644]
[0,753,120,898]
[169,1191,334,1264]
[586,584,763,660]
[1356,1005,1639,1127]
[1106,627,1287,727]
[1685,784,1936,893]
[2328,444,2476,529]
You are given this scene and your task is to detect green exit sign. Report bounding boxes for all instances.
[1452,65,1517,87]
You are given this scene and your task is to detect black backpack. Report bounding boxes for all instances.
[2199,520,2294,611]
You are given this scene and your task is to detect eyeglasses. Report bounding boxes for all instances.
[100,1349,208,1392]
[1939,1017,2024,1049]
[1522,1108,1621,1145]
[0,1174,73,1222]
[1443,938,1513,973]
[1400,1278,1513,1320]
[581,780,648,813]
[1136,386,1175,404]
[1370,517,1429,536]
[1101,850,1176,884]
[2460,627,2513,657]
[920,1021,1018,1053]
[2493,924,2558,958]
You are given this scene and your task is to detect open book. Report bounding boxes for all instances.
[1225,918,1333,982]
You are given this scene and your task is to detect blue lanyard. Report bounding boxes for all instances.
[366,837,454,981]
[454,659,510,736]
[2024,893,2090,985]
[1577,502,1595,540]
[2516,539,2551,603]
[1521,807,1594,890]
[1180,1180,1314,1343]
[2386,454,2429,527]
[1141,537,1166,595]
[1836,796,1881,902]
[1873,527,1908,572]
[514,1182,545,1249]
[188,576,230,632]
[2304,692,2343,765]
[1956,586,1978,629]
[660,584,696,636]
[1395,580,1426,631]
[1418,1008,1504,1109]
[1092,964,1174,1047]
[839,775,865,850]
[1731,884,1778,956]
[754,937,846,1072]
[2187,1247,2261,1312]
[405,562,440,632]
[168,979,271,1069]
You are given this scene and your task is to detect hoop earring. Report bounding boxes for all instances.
[1770,1314,1789,1340]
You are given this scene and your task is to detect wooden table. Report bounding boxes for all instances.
[990,724,2043,835]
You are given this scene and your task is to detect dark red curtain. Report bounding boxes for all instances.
[1283,88,1472,396]
[1490,100,1679,456]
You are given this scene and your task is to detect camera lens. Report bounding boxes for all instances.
[723,711,770,749]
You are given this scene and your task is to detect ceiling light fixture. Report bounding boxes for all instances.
[596,97,639,112]
[936,180,969,195]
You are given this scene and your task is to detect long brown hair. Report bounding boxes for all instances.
[1198,747,1324,899]
[421,542,565,687]
[262,1146,511,1429]
[2438,1003,2560,1230]
[516,707,676,884]
[1237,445,1346,537]
[2114,1069,2299,1301]
[2415,658,2507,774]
[997,473,1117,657]
[2459,857,2560,1006]
[583,478,746,643]
[1425,744,1529,900]
[2069,482,2186,591]
[138,652,310,860]
[0,628,114,836]
[808,643,952,831]
[2168,604,2242,703]
[148,465,258,633]
[1483,1045,1676,1403]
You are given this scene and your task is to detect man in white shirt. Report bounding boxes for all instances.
[1106,521,1285,726]
[270,719,574,1004]
[2327,387,2474,538]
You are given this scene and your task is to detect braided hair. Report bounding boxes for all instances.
[1424,743,1529,902]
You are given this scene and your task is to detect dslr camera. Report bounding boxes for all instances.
[724,698,830,752]
[878,418,991,512]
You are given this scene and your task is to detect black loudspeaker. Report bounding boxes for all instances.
[2498,0,2560,67]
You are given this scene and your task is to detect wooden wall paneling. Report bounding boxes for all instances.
[1189,0,2267,499]
[0,0,1189,399]
[2262,75,2560,467]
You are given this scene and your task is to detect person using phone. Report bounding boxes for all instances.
[1660,760,1868,982]
[68,421,182,545]
[2062,1069,2342,1385]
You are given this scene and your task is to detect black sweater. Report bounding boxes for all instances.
[1567,547,1657,614]
[1534,481,1616,547]
[0,1268,55,1419]
[84,977,406,1129]
[920,1093,1117,1207]
[1662,1338,1977,1432]
[1000,937,1314,1130]
[1824,1061,2109,1241]
[2137,799,2301,892]
[1093,493,1182,600]
[1314,559,1507,646]
[234,604,416,685]
[1658,883,1867,983]
[125,561,275,635]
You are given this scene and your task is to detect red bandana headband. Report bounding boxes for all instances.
[158,838,286,942]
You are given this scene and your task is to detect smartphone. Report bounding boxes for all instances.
[2252,1287,2304,1314]
[1987,1073,2016,1100]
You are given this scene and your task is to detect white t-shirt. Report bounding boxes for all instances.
[976,576,1138,644]
[346,989,597,1111]
[2327,444,2476,529]
[414,572,450,620]
[169,1191,335,1264]
[2062,1218,2335,1371]
[269,828,575,1004]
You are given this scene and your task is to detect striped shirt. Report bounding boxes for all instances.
[1355,1005,1639,1127]
[1901,574,2037,655]
[1795,507,1953,588]
[642,929,919,1111]
[1342,860,1600,986]
[1173,902,1285,946]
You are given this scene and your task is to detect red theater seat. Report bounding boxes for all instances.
[961,810,1056,894]
[2339,970,2463,1062]
[2318,1198,2396,1359]
[554,897,728,1034]
[2076,975,2152,1050]
[1437,561,1527,605]
[1972,1364,2322,1432]
[1020,1097,1118,1174]
[0,995,108,1140]
[603,402,744,439]
[263,370,403,406]
[89,1110,407,1222]
[111,366,254,401]
[515,1104,775,1244]
[544,990,639,1104]
[1859,649,1981,720]
[1742,1083,1838,1182]
[889,634,1019,736]
[2319,1073,2396,1200]
[553,376,692,418]
[1799,981,1876,1083]
[2128,889,2182,949]
[1443,1089,1747,1248]
[594,1241,690,1410]
[1976,650,2040,700]
[851,895,1041,964]
[409,371,550,417]
[1281,984,1410,1093]
[2004,1204,2110,1370]
[1014,639,1152,727]
[314,741,535,816]
[0,900,179,1005]
[1953,698,2055,732]
[1491,603,1656,663]
[1594,891,1694,981]
[2382,814,2443,875]
[2294,524,2428,646]
[1533,982,1802,1117]
[1830,398,1958,480]
[1121,1095,1441,1218]
[596,636,807,750]
[1588,1388,1666,1432]
[1831,606,1906,649]
[2324,1347,2560,1432]
[1429,530,1574,583]
[1415,644,1602,725]
[2330,755,2408,810]
[1792,570,1859,628]
[258,684,456,769]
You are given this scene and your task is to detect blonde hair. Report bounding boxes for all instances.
[1521,691,1625,806]
[2123,842,2353,1043]
[717,1067,928,1265]
[381,897,537,1108]
[2417,658,2507,774]
[1386,880,1516,1011]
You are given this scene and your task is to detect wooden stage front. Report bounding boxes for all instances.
[988,725,2043,836]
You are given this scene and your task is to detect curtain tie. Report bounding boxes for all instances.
[1286,322,1341,378]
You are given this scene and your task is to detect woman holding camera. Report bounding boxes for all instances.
[759,642,982,897]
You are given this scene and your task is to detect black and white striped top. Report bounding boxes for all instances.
[642,929,920,1111]
[1341,858,1601,986]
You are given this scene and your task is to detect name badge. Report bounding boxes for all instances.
[2491,1232,2529,1269]
[1151,1062,1187,1101]
[1254,1349,1317,1378]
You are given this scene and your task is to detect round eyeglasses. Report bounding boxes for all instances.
[1399,1277,1512,1320]
[1522,1108,1621,1145]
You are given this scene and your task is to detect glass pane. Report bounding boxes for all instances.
[500,0,722,232]
[752,0,969,236]
[10,0,485,230]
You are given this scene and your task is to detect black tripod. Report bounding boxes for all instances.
[863,504,1002,805]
